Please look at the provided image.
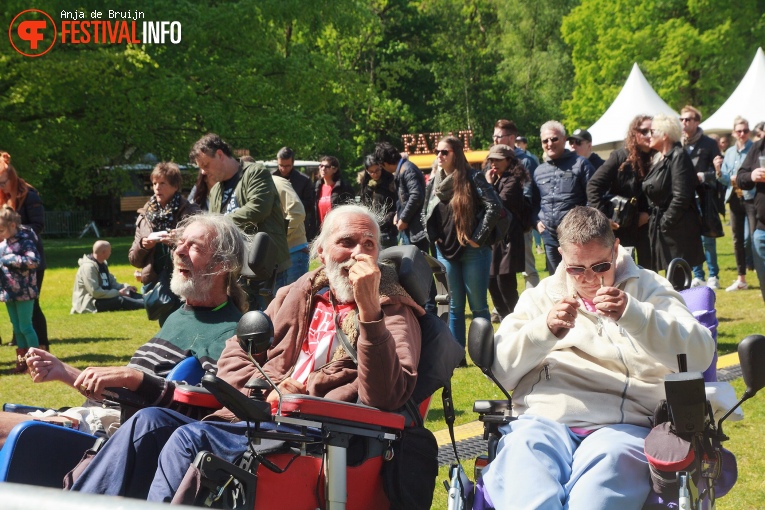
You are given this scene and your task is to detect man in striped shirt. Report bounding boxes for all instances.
[0,213,248,445]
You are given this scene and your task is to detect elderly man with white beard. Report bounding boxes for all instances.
[0,213,247,449]
[69,204,424,501]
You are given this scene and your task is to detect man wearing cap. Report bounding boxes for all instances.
[568,129,605,170]
[515,136,539,166]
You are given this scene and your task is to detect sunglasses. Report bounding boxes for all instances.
[636,128,651,136]
[570,139,585,146]
[542,137,559,145]
[679,117,697,123]
[735,129,750,134]
[436,149,452,156]
[564,248,615,276]
[319,164,333,168]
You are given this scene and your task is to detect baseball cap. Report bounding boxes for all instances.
[487,144,514,159]
[568,129,592,143]
[516,136,528,143]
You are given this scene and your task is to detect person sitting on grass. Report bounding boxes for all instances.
[0,213,248,448]
[71,240,145,314]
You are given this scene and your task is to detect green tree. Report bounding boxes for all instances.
[561,0,765,129]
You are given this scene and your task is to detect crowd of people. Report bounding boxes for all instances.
[2,111,765,507]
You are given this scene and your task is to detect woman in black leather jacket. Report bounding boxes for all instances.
[587,115,654,269]
[359,155,398,248]
[422,136,502,354]
[641,114,704,271]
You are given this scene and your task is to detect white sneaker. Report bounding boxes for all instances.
[707,276,721,290]
[691,278,707,288]
[726,280,748,292]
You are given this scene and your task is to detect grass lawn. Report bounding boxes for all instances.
[0,222,764,509]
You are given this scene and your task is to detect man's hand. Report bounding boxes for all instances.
[73,366,143,400]
[547,296,578,339]
[592,286,628,321]
[396,219,408,231]
[638,212,650,228]
[26,348,68,384]
[266,377,306,405]
[141,237,158,250]
[349,254,382,322]
[609,220,620,230]
[537,221,546,233]
[119,285,137,296]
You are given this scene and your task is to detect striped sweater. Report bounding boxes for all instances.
[127,301,242,407]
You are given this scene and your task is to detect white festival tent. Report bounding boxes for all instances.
[589,63,678,153]
[701,47,765,134]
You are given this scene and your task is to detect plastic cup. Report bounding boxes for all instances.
[759,156,765,169]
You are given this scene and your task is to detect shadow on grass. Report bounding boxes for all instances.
[52,337,131,345]
[426,407,466,423]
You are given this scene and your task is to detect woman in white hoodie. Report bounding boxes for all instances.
[481,206,715,510]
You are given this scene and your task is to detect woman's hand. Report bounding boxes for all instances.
[593,287,628,321]
[547,296,578,339]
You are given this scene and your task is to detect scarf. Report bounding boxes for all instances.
[683,126,703,148]
[145,192,181,232]
[434,167,456,202]
[310,262,414,363]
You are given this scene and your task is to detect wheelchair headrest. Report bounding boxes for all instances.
[379,245,433,307]
[666,258,692,292]
[240,232,278,280]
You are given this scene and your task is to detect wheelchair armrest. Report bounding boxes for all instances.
[473,400,511,416]
[279,394,406,431]
[173,384,223,410]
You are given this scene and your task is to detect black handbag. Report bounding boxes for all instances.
[609,195,637,229]
[143,266,180,321]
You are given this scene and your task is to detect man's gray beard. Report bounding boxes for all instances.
[170,265,216,304]
[325,258,355,304]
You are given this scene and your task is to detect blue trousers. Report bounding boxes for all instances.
[285,248,310,285]
[541,229,562,274]
[692,236,719,280]
[71,407,310,502]
[482,415,651,510]
[436,245,491,347]
[752,229,765,303]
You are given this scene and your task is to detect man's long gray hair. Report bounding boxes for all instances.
[174,212,249,312]
[557,206,615,249]
[310,204,383,262]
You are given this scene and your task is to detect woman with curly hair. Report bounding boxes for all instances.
[0,151,49,350]
[129,162,200,325]
[423,136,503,356]
[587,115,655,269]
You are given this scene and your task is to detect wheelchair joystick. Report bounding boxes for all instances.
[236,311,286,415]
[244,378,271,401]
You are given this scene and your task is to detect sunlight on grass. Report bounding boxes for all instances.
[1,222,764,510]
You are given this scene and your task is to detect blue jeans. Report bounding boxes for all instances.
[285,249,310,285]
[541,229,562,274]
[482,415,651,510]
[71,407,317,501]
[752,229,765,303]
[692,236,719,280]
[436,245,492,347]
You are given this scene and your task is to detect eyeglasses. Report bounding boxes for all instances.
[436,149,452,156]
[492,133,510,140]
[636,128,651,136]
[735,129,750,134]
[319,164,332,169]
[679,117,697,123]
[564,249,615,276]
[541,137,559,145]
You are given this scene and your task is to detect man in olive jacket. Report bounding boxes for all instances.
[190,134,290,301]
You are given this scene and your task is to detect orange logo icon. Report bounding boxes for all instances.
[9,9,57,57]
